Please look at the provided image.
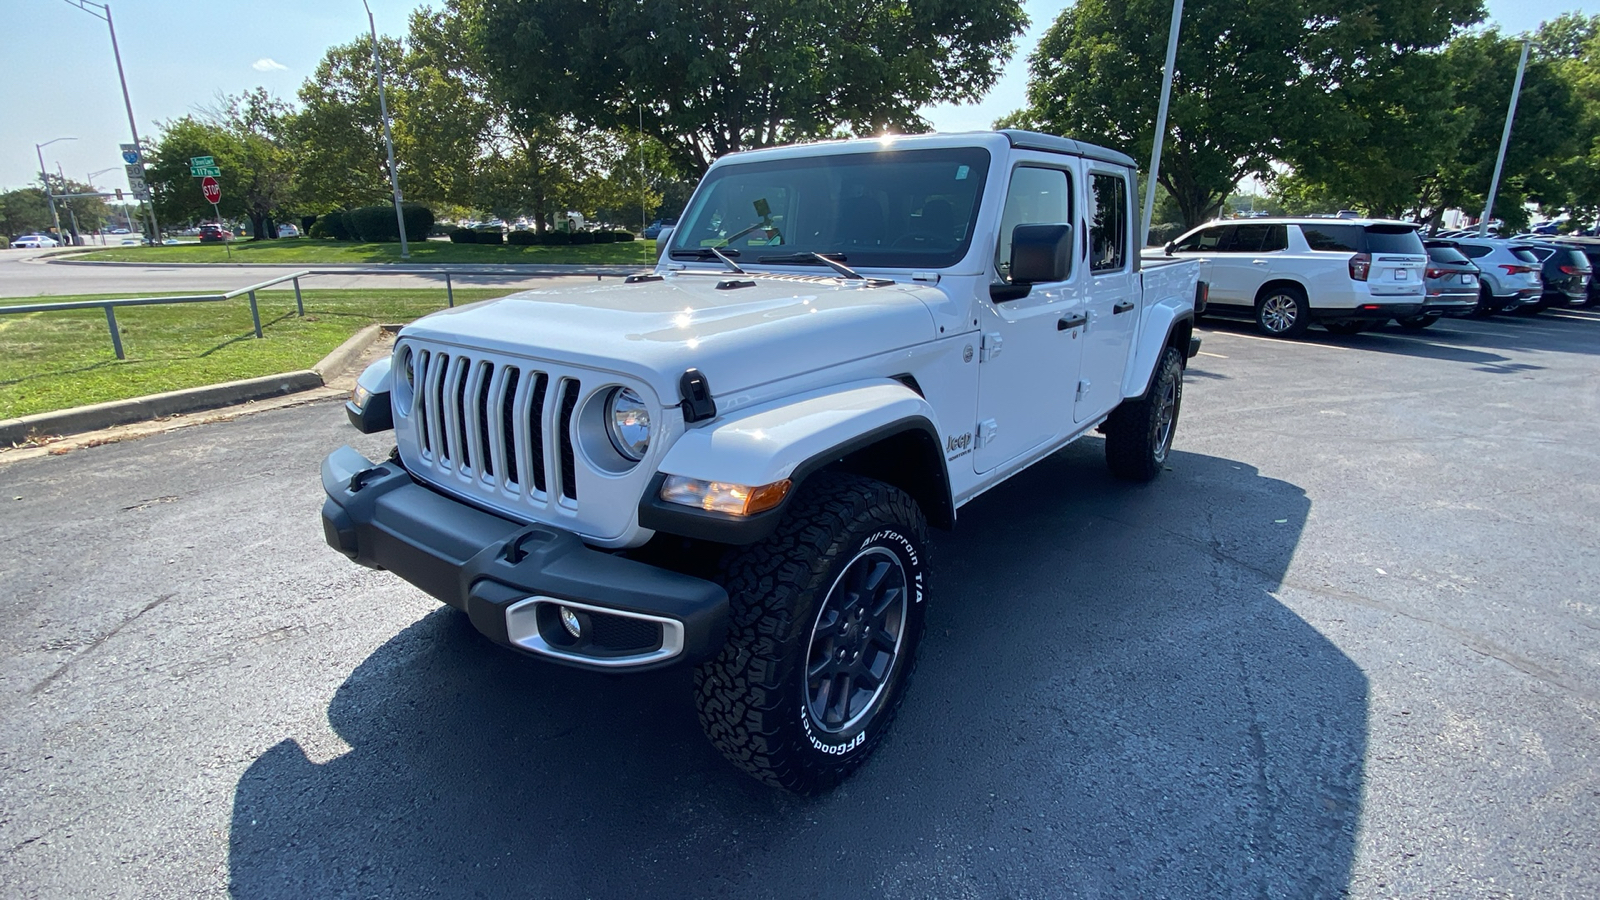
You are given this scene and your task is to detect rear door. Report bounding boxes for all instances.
[1203,223,1288,309]
[1075,167,1138,423]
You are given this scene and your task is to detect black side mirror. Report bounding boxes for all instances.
[1009,223,1073,284]
[1165,241,1177,255]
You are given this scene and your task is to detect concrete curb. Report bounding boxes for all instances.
[0,324,397,448]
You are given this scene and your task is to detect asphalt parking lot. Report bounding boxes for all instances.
[2,308,1597,898]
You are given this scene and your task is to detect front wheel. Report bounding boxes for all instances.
[1104,345,1184,482]
[1255,286,1311,338]
[695,472,929,794]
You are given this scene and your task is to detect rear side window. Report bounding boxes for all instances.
[1230,223,1288,253]
[1088,172,1129,272]
[1301,224,1363,252]
[1458,243,1491,259]
[1364,226,1424,254]
[1426,246,1470,264]
[1511,248,1539,264]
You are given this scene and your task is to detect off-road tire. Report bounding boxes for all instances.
[1396,315,1436,330]
[695,472,929,794]
[1255,285,1311,338]
[1104,345,1184,482]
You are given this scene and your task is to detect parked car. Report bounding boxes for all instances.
[198,224,232,243]
[10,233,60,249]
[1394,240,1482,329]
[642,219,676,240]
[1449,238,1543,314]
[278,223,301,238]
[1550,238,1600,306]
[1158,217,1426,337]
[1520,242,1591,311]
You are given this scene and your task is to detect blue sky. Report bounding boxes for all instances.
[1,0,1594,193]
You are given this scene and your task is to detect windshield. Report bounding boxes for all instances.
[670,147,991,269]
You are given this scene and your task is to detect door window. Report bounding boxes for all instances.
[995,167,1073,283]
[1173,225,1229,253]
[1088,173,1129,272]
[1229,223,1287,253]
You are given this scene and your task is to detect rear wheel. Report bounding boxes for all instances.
[1255,285,1310,338]
[695,472,929,794]
[1396,315,1436,330]
[1105,346,1183,482]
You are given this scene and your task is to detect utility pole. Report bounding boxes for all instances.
[364,0,410,258]
[34,138,74,247]
[1479,41,1531,238]
[61,2,162,243]
[1140,0,1184,247]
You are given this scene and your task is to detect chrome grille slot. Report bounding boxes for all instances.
[557,379,580,501]
[472,360,493,479]
[527,373,549,494]
[498,367,520,486]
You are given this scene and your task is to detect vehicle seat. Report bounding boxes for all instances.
[920,198,955,242]
[837,196,885,248]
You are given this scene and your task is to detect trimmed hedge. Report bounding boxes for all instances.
[475,230,504,245]
[612,231,635,242]
[308,218,334,240]
[344,203,436,242]
[570,231,595,245]
[542,231,570,246]
[448,228,477,243]
[507,230,538,245]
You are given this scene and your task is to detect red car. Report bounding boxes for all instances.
[198,224,232,243]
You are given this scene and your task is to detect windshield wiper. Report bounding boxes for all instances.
[669,246,744,273]
[757,251,867,280]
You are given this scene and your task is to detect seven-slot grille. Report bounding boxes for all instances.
[407,347,582,504]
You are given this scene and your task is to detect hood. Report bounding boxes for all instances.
[399,272,942,404]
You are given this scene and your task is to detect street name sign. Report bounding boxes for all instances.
[189,156,214,167]
[190,165,221,178]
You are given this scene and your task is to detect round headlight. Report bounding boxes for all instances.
[605,387,651,461]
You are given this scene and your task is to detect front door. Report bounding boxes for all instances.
[974,163,1086,474]
[1075,169,1138,423]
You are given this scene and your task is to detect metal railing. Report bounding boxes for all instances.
[0,267,627,360]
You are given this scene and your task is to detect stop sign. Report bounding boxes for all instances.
[201,176,220,204]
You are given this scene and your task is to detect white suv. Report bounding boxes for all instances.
[1155,218,1428,337]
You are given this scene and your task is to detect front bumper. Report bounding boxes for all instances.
[321,446,728,671]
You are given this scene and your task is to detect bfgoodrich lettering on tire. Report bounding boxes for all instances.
[694,472,929,794]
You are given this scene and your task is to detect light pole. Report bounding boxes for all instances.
[1140,0,1184,247]
[1479,41,1531,238]
[34,137,75,247]
[60,1,162,242]
[57,163,84,244]
[363,0,409,258]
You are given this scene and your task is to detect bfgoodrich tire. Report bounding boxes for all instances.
[695,472,929,794]
[1104,345,1184,482]
[1255,285,1311,337]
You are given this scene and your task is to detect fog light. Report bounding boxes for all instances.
[659,475,792,516]
[560,606,582,638]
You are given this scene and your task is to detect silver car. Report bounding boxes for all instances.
[1449,237,1543,314]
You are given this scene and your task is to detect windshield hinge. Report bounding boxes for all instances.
[980,331,1003,363]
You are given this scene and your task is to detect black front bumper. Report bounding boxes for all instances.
[320,447,728,672]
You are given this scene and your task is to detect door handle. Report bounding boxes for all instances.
[1058,313,1088,330]
[1252,259,1268,265]
[1113,300,1136,315]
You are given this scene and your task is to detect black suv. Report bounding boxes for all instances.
[1521,243,1592,311]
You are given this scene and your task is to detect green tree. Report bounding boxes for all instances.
[289,37,400,213]
[1009,0,1483,230]
[0,187,53,240]
[1531,14,1600,228]
[146,90,295,239]
[474,0,1028,175]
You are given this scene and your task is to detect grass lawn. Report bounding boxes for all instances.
[69,237,659,266]
[0,288,514,420]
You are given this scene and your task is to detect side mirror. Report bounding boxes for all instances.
[1009,223,1073,284]
[1165,241,1177,256]
[346,356,393,434]
[655,227,674,263]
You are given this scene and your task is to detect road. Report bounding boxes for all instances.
[1,310,1597,897]
[0,247,636,298]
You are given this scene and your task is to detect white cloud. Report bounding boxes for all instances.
[252,58,288,72]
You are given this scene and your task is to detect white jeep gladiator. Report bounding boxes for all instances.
[322,130,1204,793]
